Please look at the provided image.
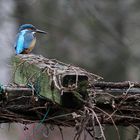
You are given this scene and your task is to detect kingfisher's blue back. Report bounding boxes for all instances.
[15,29,36,54]
[14,24,47,54]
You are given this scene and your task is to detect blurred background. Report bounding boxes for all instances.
[0,0,140,139]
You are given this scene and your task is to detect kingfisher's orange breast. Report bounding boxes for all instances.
[23,38,36,54]
[28,38,36,52]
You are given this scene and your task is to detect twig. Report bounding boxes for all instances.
[58,126,64,140]
[95,106,120,140]
[93,81,140,89]
[86,107,106,140]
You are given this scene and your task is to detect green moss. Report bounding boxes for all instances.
[12,56,61,104]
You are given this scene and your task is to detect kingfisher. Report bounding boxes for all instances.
[14,24,47,54]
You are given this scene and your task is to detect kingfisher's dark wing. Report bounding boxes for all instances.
[14,30,34,54]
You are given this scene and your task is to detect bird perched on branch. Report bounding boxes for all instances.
[14,24,47,54]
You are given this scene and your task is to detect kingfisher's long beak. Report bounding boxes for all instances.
[36,29,47,34]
